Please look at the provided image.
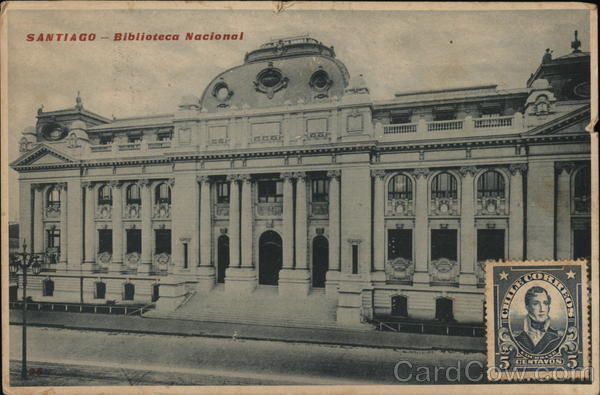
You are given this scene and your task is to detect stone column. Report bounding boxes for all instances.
[459,166,477,285]
[240,175,254,268]
[57,183,68,270]
[508,164,526,260]
[139,179,152,273]
[82,181,95,270]
[224,174,256,294]
[32,184,44,254]
[371,169,386,282]
[66,179,83,268]
[227,174,240,268]
[279,172,311,297]
[556,162,575,259]
[526,161,555,259]
[196,176,215,291]
[325,170,341,295]
[110,181,124,271]
[412,168,430,283]
[281,172,294,269]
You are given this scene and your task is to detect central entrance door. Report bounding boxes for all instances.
[217,235,229,284]
[312,235,329,288]
[259,231,282,285]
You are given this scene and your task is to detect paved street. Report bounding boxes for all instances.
[9,326,486,386]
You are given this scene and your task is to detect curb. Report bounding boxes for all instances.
[9,321,485,354]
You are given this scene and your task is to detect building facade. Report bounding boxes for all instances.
[10,34,591,325]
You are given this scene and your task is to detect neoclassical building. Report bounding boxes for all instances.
[10,34,591,325]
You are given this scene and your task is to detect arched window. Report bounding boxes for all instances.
[431,173,457,199]
[126,184,141,205]
[46,187,60,208]
[573,166,591,213]
[388,174,412,200]
[98,185,113,205]
[477,170,505,198]
[155,183,171,204]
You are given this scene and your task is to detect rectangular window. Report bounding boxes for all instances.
[390,114,411,124]
[258,180,283,203]
[126,229,142,254]
[306,118,328,133]
[311,179,329,202]
[433,111,456,121]
[352,245,359,274]
[183,243,188,269]
[388,229,412,260]
[47,228,60,251]
[431,229,457,261]
[127,135,142,143]
[98,229,113,254]
[123,283,135,301]
[94,282,106,299]
[157,132,172,141]
[477,229,505,261]
[43,279,54,297]
[216,182,230,203]
[155,229,171,254]
[99,135,113,145]
[573,229,591,260]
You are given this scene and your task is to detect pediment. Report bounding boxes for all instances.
[523,106,591,137]
[11,144,75,167]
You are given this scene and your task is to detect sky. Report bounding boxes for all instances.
[5,5,591,222]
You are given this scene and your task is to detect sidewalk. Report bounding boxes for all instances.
[9,310,485,352]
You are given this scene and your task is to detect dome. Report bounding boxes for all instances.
[199,36,350,112]
[531,78,551,90]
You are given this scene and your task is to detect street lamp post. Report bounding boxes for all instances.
[9,240,43,381]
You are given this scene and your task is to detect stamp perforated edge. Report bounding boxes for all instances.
[485,259,591,382]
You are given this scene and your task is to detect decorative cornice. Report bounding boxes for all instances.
[459,166,478,177]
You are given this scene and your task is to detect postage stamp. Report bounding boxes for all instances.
[486,260,590,381]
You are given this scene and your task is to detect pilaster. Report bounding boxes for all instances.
[556,161,575,259]
[371,169,386,282]
[459,166,477,286]
[138,179,152,273]
[508,164,527,259]
[110,181,124,272]
[57,182,68,270]
[82,181,95,270]
[412,168,430,283]
[326,170,341,295]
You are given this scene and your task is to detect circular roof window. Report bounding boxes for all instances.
[309,69,332,93]
[42,122,68,141]
[259,69,282,88]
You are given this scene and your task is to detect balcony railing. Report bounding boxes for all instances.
[251,135,282,143]
[118,143,141,151]
[256,202,283,217]
[45,202,61,218]
[383,123,417,134]
[306,131,331,140]
[310,202,328,217]
[427,119,464,132]
[91,145,112,152]
[473,115,513,128]
[148,142,171,149]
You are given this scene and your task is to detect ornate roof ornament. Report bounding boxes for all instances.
[571,30,581,53]
[75,91,83,111]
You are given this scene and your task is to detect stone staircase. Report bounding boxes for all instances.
[146,285,341,329]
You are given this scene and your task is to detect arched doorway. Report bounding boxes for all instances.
[217,235,229,284]
[312,235,329,288]
[259,231,282,285]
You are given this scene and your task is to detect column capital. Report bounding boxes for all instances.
[55,182,68,191]
[31,183,45,191]
[196,175,211,184]
[555,161,576,175]
[239,174,252,184]
[370,169,386,179]
[81,181,94,190]
[326,169,341,180]
[292,171,307,180]
[109,180,122,189]
[281,172,294,181]
[137,178,151,188]
[226,173,241,182]
[167,178,175,187]
[459,166,477,177]
[509,163,528,175]
[411,167,430,179]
